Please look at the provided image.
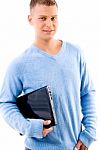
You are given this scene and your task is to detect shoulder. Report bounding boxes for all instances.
[63,41,85,60]
[63,41,82,54]
[6,46,33,74]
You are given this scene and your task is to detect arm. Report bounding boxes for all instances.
[77,53,96,149]
[0,61,44,138]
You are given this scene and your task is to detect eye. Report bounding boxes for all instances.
[51,17,57,21]
[39,17,46,21]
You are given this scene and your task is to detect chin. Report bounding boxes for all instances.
[43,36,54,41]
[43,34,55,40]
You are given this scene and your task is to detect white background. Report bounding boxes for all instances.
[0,0,99,149]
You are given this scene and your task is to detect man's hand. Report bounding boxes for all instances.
[74,140,88,150]
[42,120,53,137]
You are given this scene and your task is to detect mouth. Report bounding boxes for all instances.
[43,30,54,33]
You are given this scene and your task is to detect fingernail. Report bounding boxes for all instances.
[48,120,51,124]
[74,148,80,150]
[74,148,78,150]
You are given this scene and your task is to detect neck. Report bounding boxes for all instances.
[33,38,62,55]
[34,38,55,51]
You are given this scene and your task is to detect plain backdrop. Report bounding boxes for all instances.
[0,0,99,149]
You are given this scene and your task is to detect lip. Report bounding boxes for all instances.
[43,30,54,32]
[43,30,54,34]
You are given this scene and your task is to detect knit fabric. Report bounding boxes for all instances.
[0,42,96,150]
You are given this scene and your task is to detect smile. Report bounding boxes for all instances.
[43,30,54,32]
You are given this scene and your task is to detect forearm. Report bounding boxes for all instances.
[80,90,97,148]
[0,102,44,138]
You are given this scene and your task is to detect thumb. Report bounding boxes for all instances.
[74,140,82,150]
[43,120,51,126]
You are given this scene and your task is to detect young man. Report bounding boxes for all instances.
[0,0,96,150]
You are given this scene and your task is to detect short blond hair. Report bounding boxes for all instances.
[29,0,58,10]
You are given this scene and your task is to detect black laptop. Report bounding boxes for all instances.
[16,86,57,128]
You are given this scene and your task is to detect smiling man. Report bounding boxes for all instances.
[0,0,96,150]
[28,1,60,55]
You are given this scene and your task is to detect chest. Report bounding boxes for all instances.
[21,56,80,94]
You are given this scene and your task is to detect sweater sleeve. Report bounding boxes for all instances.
[0,60,43,138]
[79,52,97,148]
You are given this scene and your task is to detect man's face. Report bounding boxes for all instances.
[28,4,58,41]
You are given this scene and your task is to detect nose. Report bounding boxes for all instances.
[45,19,52,27]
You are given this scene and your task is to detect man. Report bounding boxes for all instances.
[0,0,96,150]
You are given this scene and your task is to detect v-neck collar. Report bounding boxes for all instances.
[31,41,66,59]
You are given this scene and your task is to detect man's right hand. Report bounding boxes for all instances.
[42,120,53,137]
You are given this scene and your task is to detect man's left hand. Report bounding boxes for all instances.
[74,140,88,150]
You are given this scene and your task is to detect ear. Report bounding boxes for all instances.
[28,15,34,25]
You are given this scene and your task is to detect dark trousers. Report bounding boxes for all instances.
[25,148,31,150]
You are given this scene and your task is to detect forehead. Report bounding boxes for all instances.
[31,4,58,16]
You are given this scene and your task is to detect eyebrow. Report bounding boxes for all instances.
[38,15,58,17]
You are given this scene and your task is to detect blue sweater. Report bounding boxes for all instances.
[0,42,96,150]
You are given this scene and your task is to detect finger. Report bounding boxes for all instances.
[74,148,80,150]
[80,144,84,150]
[43,120,51,126]
[74,140,82,150]
[43,127,53,137]
[80,144,88,150]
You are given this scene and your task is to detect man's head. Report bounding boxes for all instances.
[28,0,58,41]
[29,0,58,11]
